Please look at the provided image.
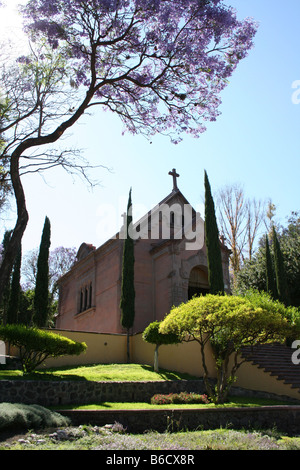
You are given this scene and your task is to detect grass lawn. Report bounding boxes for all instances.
[53,395,296,411]
[0,363,198,382]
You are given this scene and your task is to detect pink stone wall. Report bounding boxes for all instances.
[57,192,231,336]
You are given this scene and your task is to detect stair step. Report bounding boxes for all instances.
[242,344,300,392]
[252,362,297,369]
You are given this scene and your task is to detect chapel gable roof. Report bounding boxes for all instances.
[156,187,192,208]
[76,242,96,262]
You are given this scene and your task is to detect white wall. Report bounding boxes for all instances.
[0,341,6,365]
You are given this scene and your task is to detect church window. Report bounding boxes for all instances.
[84,287,88,311]
[78,282,93,313]
[79,289,84,313]
[89,283,92,309]
[170,212,175,226]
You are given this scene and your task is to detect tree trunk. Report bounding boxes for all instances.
[199,339,214,400]
[217,351,244,404]
[154,345,160,372]
[0,84,97,302]
[6,244,22,325]
[0,151,28,303]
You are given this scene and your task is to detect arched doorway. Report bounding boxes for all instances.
[188,266,209,300]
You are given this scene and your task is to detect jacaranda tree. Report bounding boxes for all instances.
[0,0,257,301]
[6,244,22,325]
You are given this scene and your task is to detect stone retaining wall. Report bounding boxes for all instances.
[58,406,300,435]
[1,379,298,407]
[0,380,206,407]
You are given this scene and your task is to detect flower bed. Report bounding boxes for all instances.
[150,392,210,405]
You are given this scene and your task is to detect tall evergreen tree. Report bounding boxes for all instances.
[272,226,290,306]
[236,213,300,307]
[18,289,34,327]
[204,171,224,294]
[265,235,277,299]
[33,216,51,327]
[120,188,135,362]
[6,244,22,324]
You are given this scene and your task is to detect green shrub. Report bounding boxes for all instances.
[151,392,210,405]
[0,403,70,431]
[160,292,300,403]
[0,324,87,373]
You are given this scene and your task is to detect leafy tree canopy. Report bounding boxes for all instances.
[143,320,180,346]
[0,0,257,301]
[0,324,87,373]
[21,0,258,143]
[160,292,299,402]
[236,212,300,307]
[143,320,180,372]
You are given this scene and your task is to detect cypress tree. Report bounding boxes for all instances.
[265,235,277,299]
[204,170,224,295]
[33,216,51,327]
[6,244,22,324]
[120,188,135,362]
[272,226,290,306]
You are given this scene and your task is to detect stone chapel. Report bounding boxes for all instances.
[56,170,231,334]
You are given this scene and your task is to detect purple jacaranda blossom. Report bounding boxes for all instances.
[18,0,258,141]
[17,56,32,65]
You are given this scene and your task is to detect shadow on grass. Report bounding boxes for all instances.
[29,370,89,381]
[0,371,88,382]
[54,402,118,410]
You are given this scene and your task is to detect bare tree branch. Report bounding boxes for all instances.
[217,184,266,284]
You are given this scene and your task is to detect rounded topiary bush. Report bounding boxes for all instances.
[0,324,87,373]
[142,321,180,372]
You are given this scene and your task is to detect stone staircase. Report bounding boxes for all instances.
[241,343,300,393]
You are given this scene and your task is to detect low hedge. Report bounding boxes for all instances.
[151,392,210,405]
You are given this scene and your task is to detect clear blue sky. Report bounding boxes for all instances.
[1,0,300,254]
